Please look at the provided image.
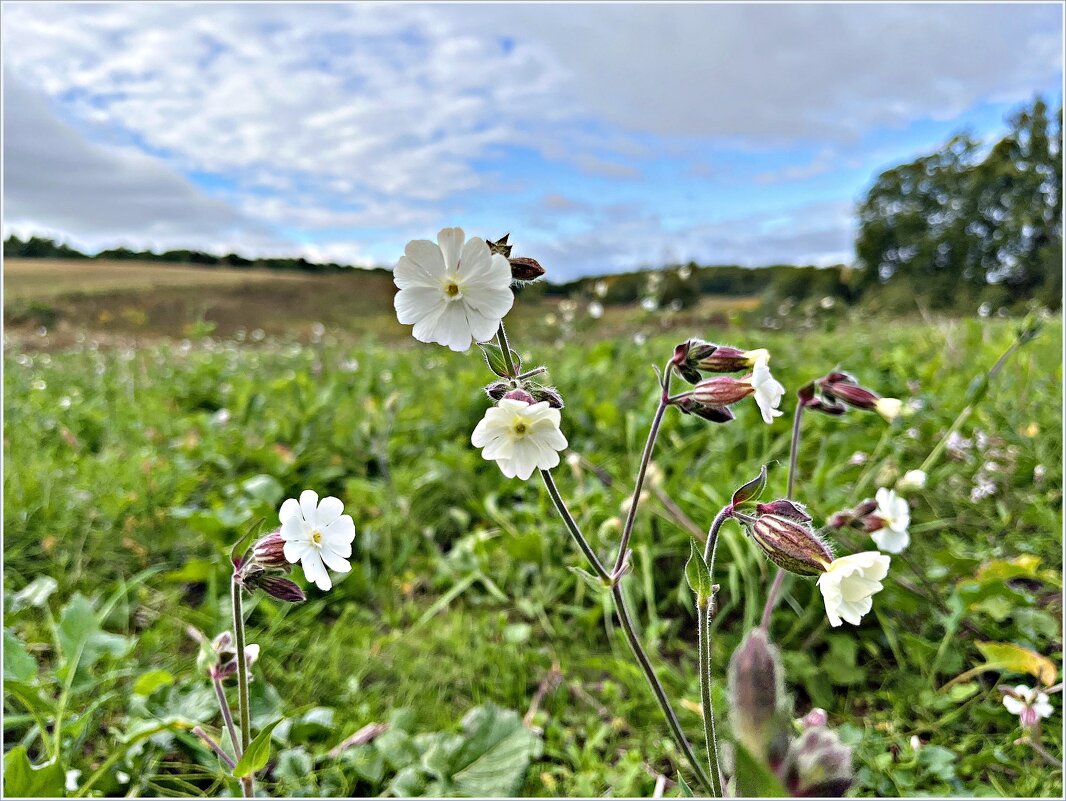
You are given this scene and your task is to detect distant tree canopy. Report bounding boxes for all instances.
[855,97,1062,310]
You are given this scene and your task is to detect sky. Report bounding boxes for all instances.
[2,2,1063,281]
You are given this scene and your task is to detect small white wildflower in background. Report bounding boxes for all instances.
[588,301,604,319]
[678,264,692,280]
[66,770,81,793]
[1033,464,1047,484]
[910,735,923,751]
[819,296,836,310]
[849,451,869,466]
[871,488,910,553]
[750,354,785,424]
[896,469,927,491]
[641,297,659,312]
[1003,686,1054,727]
[668,298,683,312]
[593,279,609,297]
[978,302,991,317]
[946,431,973,459]
[279,490,356,591]
[816,551,890,627]
[471,398,568,480]
[393,227,514,352]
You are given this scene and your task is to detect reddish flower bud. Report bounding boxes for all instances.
[509,256,545,282]
[692,376,755,407]
[827,511,853,529]
[257,575,306,604]
[728,629,787,764]
[697,345,769,374]
[756,499,813,523]
[251,530,289,571]
[674,396,735,424]
[782,727,854,797]
[750,514,833,576]
[503,388,535,405]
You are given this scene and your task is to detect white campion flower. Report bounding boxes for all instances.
[896,469,927,491]
[279,490,356,591]
[471,398,568,480]
[816,551,891,627]
[871,487,910,553]
[393,227,514,352]
[1002,685,1054,727]
[750,354,785,424]
[874,397,903,421]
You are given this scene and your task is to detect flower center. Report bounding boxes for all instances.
[311,530,323,546]
[513,421,528,437]
[444,280,461,298]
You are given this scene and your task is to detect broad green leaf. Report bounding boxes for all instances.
[675,771,694,797]
[567,566,607,592]
[232,717,285,778]
[448,704,543,797]
[56,594,131,677]
[4,629,37,683]
[2,746,66,798]
[133,669,175,696]
[944,641,1058,689]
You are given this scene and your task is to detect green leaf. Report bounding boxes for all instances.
[732,739,788,797]
[2,746,66,798]
[4,629,37,683]
[478,343,520,378]
[567,566,608,592]
[133,669,175,696]
[684,539,713,607]
[241,474,284,505]
[56,594,131,677]
[232,717,285,778]
[230,518,265,568]
[675,771,694,797]
[448,705,543,797]
[944,641,1058,690]
[731,464,768,507]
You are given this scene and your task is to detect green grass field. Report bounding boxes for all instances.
[2,271,1063,797]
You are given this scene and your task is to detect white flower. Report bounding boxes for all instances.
[587,301,604,319]
[471,398,568,480]
[871,487,910,553]
[393,227,514,352]
[279,490,356,591]
[1003,685,1054,727]
[874,397,902,421]
[749,354,785,424]
[897,469,927,491]
[816,551,891,627]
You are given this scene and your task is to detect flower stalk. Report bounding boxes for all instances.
[231,578,254,798]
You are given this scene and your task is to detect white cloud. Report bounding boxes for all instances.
[2,72,283,254]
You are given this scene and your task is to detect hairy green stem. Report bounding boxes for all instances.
[212,675,242,760]
[612,582,714,793]
[231,579,254,798]
[541,469,610,582]
[194,726,236,769]
[613,398,669,575]
[697,599,723,796]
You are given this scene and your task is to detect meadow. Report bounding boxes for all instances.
[2,262,1063,798]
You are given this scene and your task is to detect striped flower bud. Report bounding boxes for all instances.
[781,727,854,797]
[692,375,755,407]
[818,373,902,422]
[728,629,790,767]
[750,514,833,576]
[697,345,769,374]
[755,499,813,523]
[257,575,306,604]
[251,530,289,571]
[674,396,735,424]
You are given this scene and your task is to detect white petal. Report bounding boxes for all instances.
[301,551,331,591]
[457,236,493,282]
[436,302,475,352]
[280,516,308,541]
[323,515,356,552]
[283,539,310,564]
[316,496,344,526]
[1003,696,1026,715]
[437,227,465,272]
[395,286,446,325]
[299,490,319,524]
[463,300,509,343]
[320,548,351,573]
[871,527,909,554]
[410,299,450,345]
[402,239,446,281]
[279,498,301,524]
[394,254,443,290]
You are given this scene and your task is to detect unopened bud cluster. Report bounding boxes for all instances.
[672,339,767,385]
[827,499,883,533]
[197,629,261,681]
[235,529,306,604]
[487,233,546,282]
[669,338,774,424]
[799,371,902,421]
